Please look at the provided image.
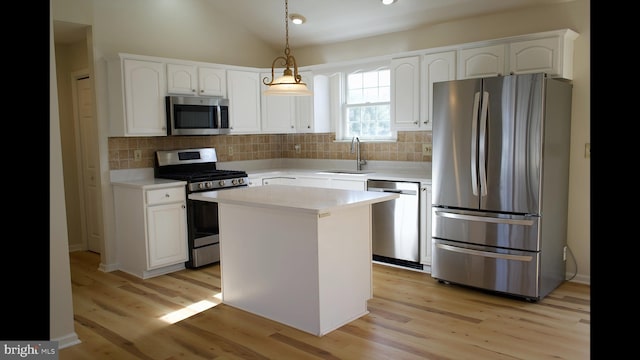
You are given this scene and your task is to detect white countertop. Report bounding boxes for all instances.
[111,178,186,189]
[188,185,399,214]
[245,168,430,184]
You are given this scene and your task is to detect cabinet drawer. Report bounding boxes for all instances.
[146,187,185,205]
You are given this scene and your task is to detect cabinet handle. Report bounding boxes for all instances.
[413,121,418,125]
[192,89,196,92]
[165,193,170,198]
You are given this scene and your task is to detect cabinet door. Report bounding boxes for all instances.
[262,177,297,185]
[227,70,262,134]
[167,63,197,95]
[457,44,506,79]
[420,185,432,265]
[198,67,226,96]
[331,179,366,191]
[123,59,167,136]
[391,56,420,130]
[295,71,315,132]
[261,71,296,133]
[421,51,456,131]
[297,176,330,188]
[146,201,188,269]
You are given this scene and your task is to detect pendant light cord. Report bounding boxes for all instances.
[284,0,290,58]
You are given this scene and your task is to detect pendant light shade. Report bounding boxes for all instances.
[263,0,312,96]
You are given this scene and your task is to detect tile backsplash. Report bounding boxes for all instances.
[108,131,432,170]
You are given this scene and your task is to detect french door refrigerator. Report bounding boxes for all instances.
[431,73,572,301]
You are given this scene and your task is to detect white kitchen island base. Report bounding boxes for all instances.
[189,185,398,336]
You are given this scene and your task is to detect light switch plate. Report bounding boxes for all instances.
[134,149,142,161]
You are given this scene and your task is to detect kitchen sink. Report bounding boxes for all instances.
[317,170,374,175]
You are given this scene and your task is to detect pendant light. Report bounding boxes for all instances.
[263,0,312,96]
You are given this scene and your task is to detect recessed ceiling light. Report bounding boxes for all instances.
[289,14,306,25]
[382,0,397,5]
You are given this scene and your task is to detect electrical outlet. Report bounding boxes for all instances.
[422,144,432,156]
[563,246,567,261]
[228,145,234,156]
[294,144,301,154]
[134,149,142,161]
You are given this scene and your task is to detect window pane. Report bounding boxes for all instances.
[344,68,393,140]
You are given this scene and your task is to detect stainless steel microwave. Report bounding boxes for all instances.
[166,96,230,135]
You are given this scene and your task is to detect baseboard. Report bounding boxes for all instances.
[567,273,590,286]
[52,332,81,349]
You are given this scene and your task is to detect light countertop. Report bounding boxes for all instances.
[245,168,430,184]
[111,178,186,189]
[188,185,399,214]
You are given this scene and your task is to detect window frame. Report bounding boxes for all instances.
[335,62,397,142]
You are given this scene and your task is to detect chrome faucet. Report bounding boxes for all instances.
[350,136,367,171]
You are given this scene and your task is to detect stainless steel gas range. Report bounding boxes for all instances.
[154,148,248,268]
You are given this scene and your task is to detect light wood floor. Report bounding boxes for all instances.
[60,251,590,359]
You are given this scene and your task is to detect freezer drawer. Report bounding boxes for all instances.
[431,239,541,300]
[432,208,540,251]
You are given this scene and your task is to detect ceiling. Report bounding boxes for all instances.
[54,0,572,47]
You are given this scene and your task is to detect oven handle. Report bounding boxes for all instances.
[435,243,533,262]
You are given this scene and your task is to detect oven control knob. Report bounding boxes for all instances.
[205,181,213,188]
[232,179,238,185]
[238,178,244,184]
[219,180,225,186]
[198,183,205,190]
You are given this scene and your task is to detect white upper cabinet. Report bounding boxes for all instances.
[391,56,421,131]
[260,70,316,134]
[458,29,578,80]
[421,51,456,131]
[457,44,506,79]
[166,63,197,95]
[167,63,226,97]
[260,70,296,134]
[508,29,579,79]
[198,67,227,96]
[295,71,317,132]
[107,55,167,137]
[227,69,262,134]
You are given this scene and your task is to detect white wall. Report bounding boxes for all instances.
[50,1,80,348]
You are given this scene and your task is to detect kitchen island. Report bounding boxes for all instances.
[189,185,398,336]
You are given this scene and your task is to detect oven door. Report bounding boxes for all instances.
[186,196,220,268]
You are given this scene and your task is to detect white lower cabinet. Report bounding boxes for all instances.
[297,176,331,188]
[113,182,188,279]
[330,178,366,191]
[262,176,297,185]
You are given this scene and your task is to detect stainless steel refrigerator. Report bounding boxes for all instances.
[431,73,572,301]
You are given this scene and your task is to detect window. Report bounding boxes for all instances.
[339,67,394,141]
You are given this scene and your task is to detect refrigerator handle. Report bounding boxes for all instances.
[471,92,480,196]
[478,91,489,196]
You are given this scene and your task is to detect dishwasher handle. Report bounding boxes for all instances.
[368,188,417,195]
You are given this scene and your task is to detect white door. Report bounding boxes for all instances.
[75,75,102,253]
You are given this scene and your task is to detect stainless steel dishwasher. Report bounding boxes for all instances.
[367,180,423,270]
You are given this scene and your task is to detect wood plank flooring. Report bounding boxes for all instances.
[60,251,590,359]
